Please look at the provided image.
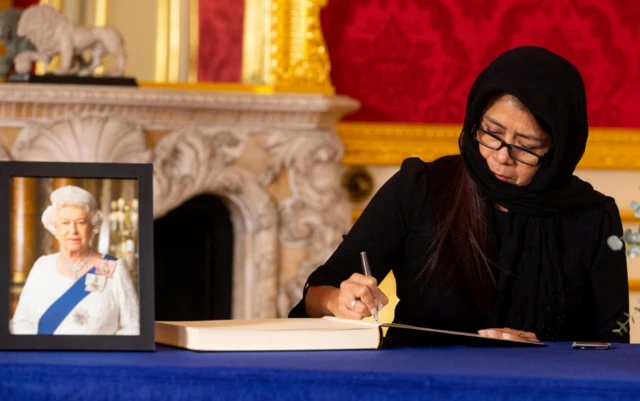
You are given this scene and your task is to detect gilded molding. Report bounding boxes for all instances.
[265,0,334,93]
[153,0,183,82]
[242,0,267,84]
[140,81,274,93]
[188,0,199,83]
[620,211,639,222]
[337,122,640,170]
[338,122,461,166]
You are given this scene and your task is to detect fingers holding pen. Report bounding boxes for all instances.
[335,291,366,320]
[336,273,388,319]
[348,273,389,311]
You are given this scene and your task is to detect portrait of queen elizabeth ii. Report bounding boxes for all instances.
[10,185,140,335]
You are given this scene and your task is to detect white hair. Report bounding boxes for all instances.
[41,186,103,237]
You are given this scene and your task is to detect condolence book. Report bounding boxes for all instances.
[155,317,546,351]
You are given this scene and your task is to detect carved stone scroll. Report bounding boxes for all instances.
[260,129,351,316]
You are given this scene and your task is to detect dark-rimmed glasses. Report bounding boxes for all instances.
[472,125,549,166]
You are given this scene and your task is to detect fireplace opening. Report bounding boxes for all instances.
[154,194,233,321]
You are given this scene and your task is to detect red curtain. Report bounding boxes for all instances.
[321,0,640,127]
[11,0,37,8]
[198,0,244,83]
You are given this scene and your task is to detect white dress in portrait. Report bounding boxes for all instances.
[10,254,140,335]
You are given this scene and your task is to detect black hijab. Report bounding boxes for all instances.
[459,46,610,340]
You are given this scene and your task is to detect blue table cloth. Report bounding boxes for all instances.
[1,342,639,401]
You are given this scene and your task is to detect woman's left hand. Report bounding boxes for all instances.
[477,327,538,341]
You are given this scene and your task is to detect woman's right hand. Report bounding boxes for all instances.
[328,273,389,320]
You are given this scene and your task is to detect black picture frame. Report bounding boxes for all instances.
[0,161,154,351]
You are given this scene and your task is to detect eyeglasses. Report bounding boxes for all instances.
[471,125,548,166]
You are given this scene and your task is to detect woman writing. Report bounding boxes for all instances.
[11,185,139,335]
[290,46,629,343]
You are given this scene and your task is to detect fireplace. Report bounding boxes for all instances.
[154,194,233,321]
[0,83,359,318]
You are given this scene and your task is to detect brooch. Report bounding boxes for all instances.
[95,260,116,278]
[85,273,106,293]
[72,307,89,325]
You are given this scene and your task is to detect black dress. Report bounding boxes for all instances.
[289,157,630,343]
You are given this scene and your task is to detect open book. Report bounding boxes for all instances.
[155,317,546,351]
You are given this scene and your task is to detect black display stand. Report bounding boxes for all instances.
[8,73,137,87]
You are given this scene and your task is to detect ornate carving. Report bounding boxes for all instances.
[0,84,358,129]
[0,84,360,320]
[12,114,151,163]
[260,129,350,315]
[153,128,279,318]
[153,128,248,217]
[267,0,333,93]
[0,84,356,110]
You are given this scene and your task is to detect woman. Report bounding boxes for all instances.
[11,185,139,335]
[289,46,630,343]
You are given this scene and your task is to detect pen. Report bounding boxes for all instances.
[360,251,378,322]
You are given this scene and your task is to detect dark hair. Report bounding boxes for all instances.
[419,155,496,310]
[418,92,547,310]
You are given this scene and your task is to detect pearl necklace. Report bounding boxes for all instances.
[61,250,92,279]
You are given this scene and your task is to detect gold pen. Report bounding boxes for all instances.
[360,251,378,322]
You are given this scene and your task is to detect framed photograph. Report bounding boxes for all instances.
[0,162,154,350]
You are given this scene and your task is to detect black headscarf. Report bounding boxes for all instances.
[459,46,609,340]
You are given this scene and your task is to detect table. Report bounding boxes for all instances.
[1,342,639,400]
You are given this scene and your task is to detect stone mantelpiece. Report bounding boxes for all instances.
[0,84,359,319]
[0,85,357,130]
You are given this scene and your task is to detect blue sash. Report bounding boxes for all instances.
[37,255,117,335]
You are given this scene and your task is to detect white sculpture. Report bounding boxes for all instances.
[15,4,126,76]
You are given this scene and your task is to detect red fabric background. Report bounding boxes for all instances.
[11,0,37,8]
[198,0,244,82]
[321,0,640,127]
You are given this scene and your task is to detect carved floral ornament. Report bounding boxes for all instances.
[258,129,351,315]
[152,127,281,318]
